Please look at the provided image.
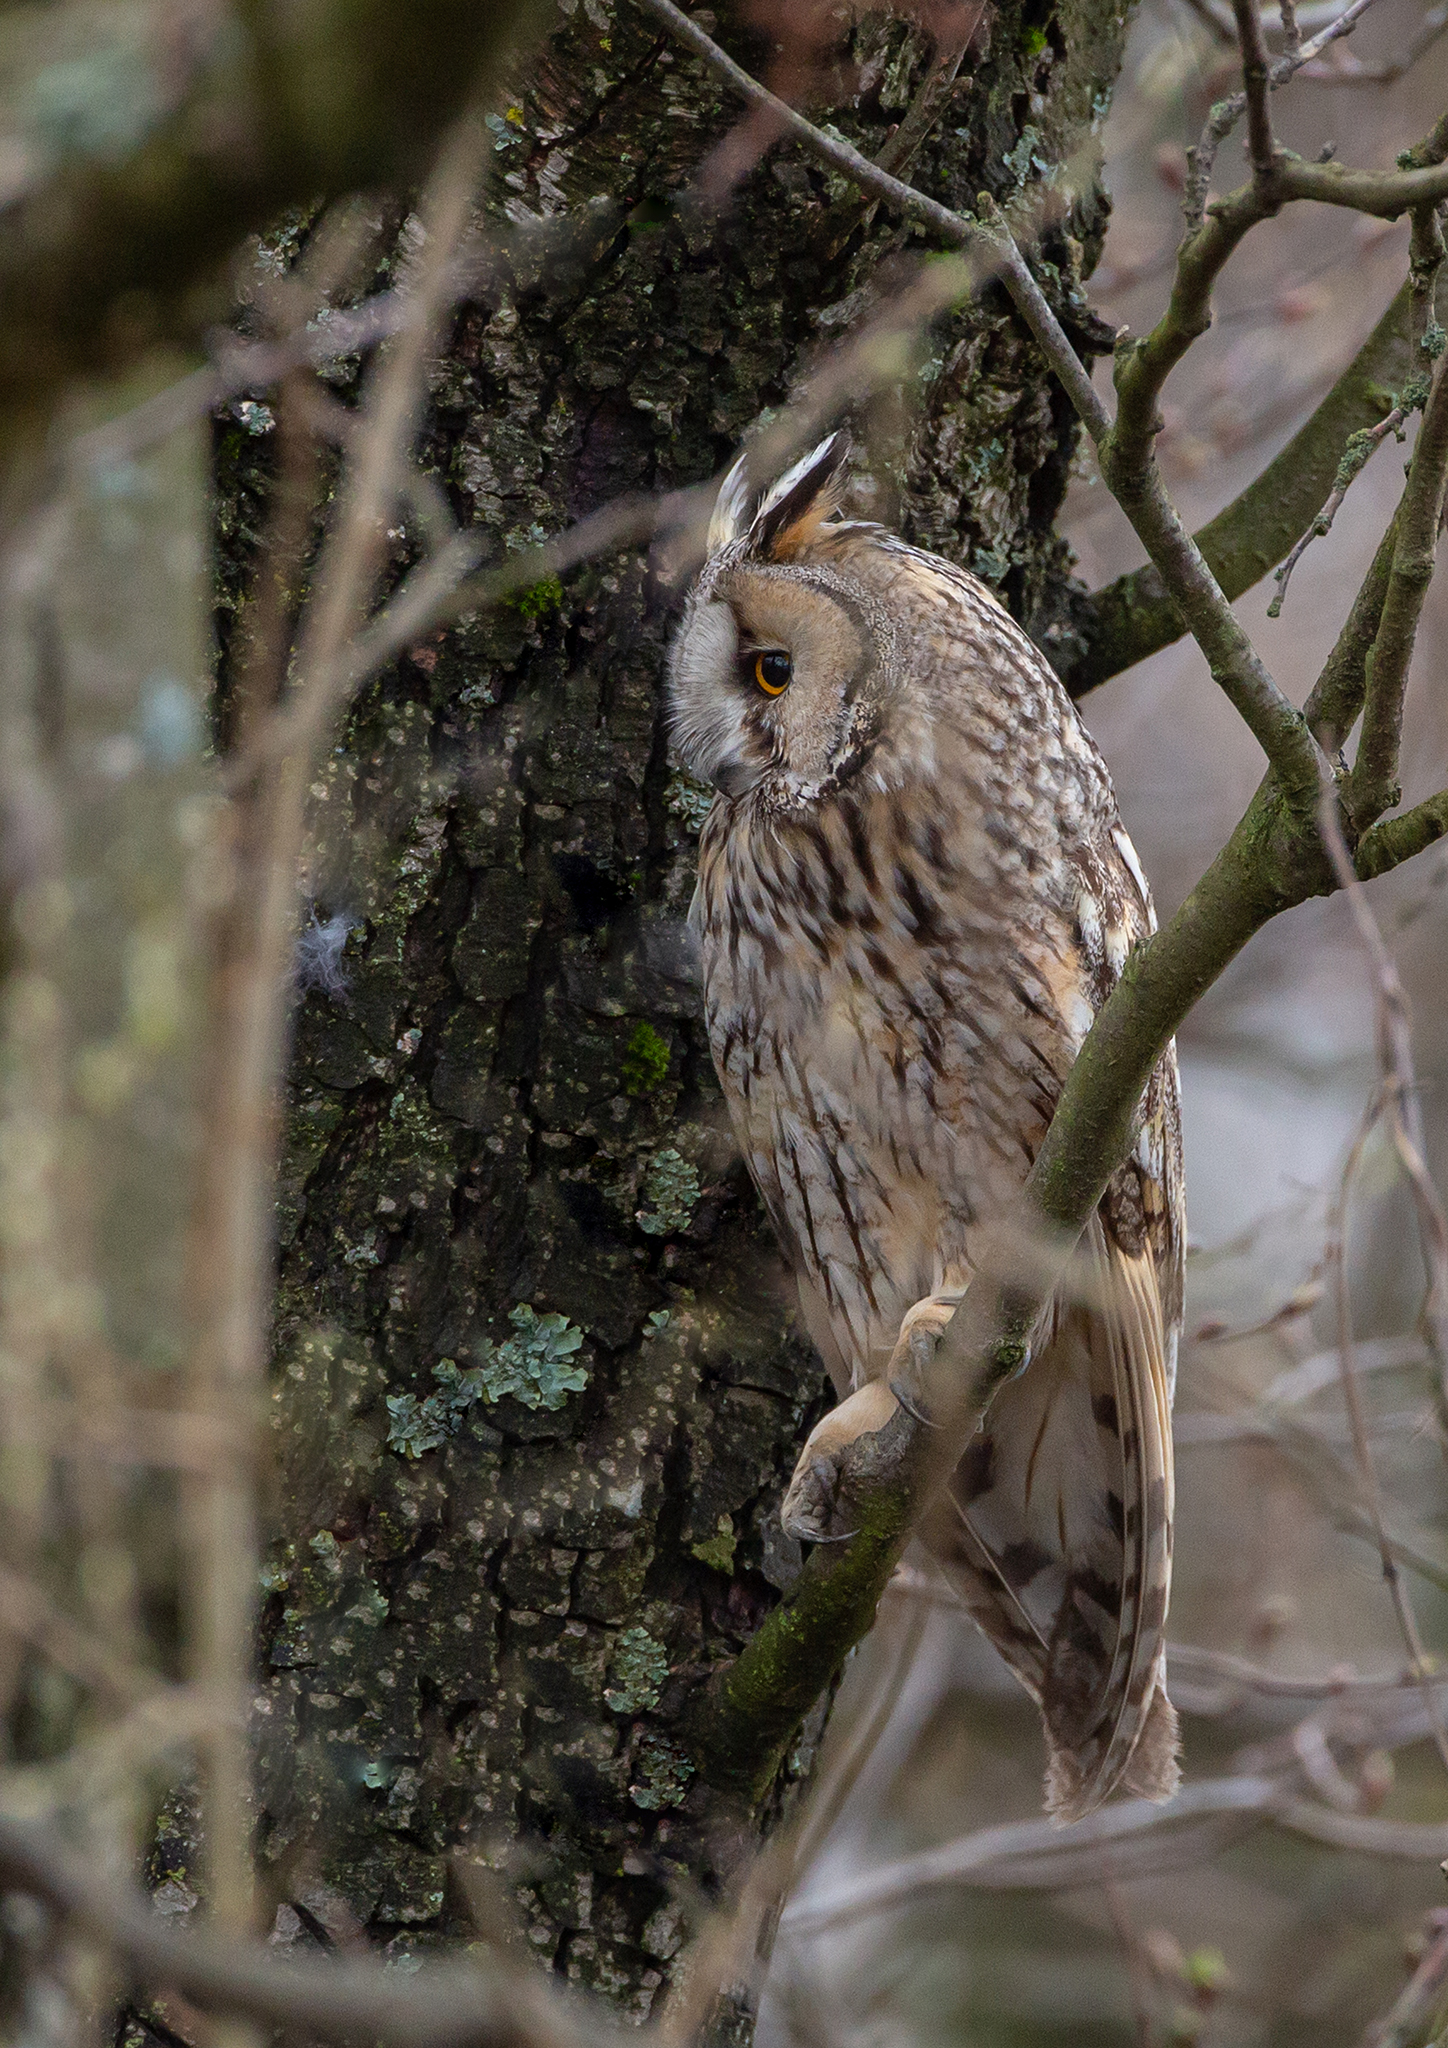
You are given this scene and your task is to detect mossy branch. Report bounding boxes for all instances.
[688,1409,926,1802]
[1351,350,1448,825]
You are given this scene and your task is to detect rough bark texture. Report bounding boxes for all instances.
[235,0,1131,2023]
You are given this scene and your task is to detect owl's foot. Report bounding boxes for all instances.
[780,1379,917,1543]
[885,1290,964,1425]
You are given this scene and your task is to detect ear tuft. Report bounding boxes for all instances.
[706,452,751,554]
[751,431,851,559]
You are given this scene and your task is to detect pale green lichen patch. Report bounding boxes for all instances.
[604,1625,668,1714]
[664,770,714,835]
[636,1150,700,1237]
[629,1733,695,1811]
[386,1309,590,1456]
[385,1390,449,1459]
[477,1305,589,1410]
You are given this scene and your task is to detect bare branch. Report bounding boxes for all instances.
[1071,281,1415,693]
[1269,388,1423,617]
[1233,0,1279,179]
[1281,154,1448,218]
[1361,1911,1448,2048]
[632,0,1107,431]
[1351,350,1448,824]
[1168,1638,1448,1710]
[1182,0,1382,226]
[1358,787,1448,876]
[1266,148,1446,627]
[780,1771,1448,1936]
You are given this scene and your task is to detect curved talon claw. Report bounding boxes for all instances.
[888,1375,941,1428]
[884,1292,962,1423]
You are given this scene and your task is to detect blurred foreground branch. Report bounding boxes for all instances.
[0,1810,613,2048]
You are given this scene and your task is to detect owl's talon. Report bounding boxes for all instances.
[780,1453,850,1544]
[884,1292,964,1428]
[779,1378,919,1544]
[888,1375,941,1428]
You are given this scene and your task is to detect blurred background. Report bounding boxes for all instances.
[766,4,1448,2041]
[0,1,1445,2041]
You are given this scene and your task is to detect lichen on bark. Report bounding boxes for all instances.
[235,0,1135,2020]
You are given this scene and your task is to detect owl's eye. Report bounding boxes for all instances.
[753,650,792,696]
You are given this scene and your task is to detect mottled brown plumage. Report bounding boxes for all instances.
[668,434,1185,1819]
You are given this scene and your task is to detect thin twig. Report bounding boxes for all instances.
[1277,0,1303,63]
[183,99,495,1988]
[69,298,411,473]
[1326,803,1448,1436]
[1320,793,1448,1779]
[1178,0,1240,43]
[1362,1911,1448,2048]
[1312,1,1448,82]
[1168,1639,1448,1708]
[1100,1865,1155,2048]
[0,1565,156,1710]
[1270,390,1424,616]
[1274,167,1446,618]
[1233,0,1279,179]
[1182,0,1382,226]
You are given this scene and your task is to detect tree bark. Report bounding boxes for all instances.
[246,0,1132,2025]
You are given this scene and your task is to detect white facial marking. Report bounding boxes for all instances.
[669,599,751,791]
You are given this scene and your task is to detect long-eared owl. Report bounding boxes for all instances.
[667,433,1184,1820]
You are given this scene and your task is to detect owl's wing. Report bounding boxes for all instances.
[921,845,1184,1820]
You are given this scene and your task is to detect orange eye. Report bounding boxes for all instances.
[754,650,792,696]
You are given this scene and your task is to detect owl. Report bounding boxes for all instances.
[667,433,1184,1820]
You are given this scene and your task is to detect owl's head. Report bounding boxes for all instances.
[667,433,901,806]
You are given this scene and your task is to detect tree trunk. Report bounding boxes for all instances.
[247,0,1129,2023]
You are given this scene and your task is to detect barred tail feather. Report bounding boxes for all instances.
[924,1217,1178,1821]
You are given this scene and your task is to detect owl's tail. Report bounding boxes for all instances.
[919,1217,1179,1821]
